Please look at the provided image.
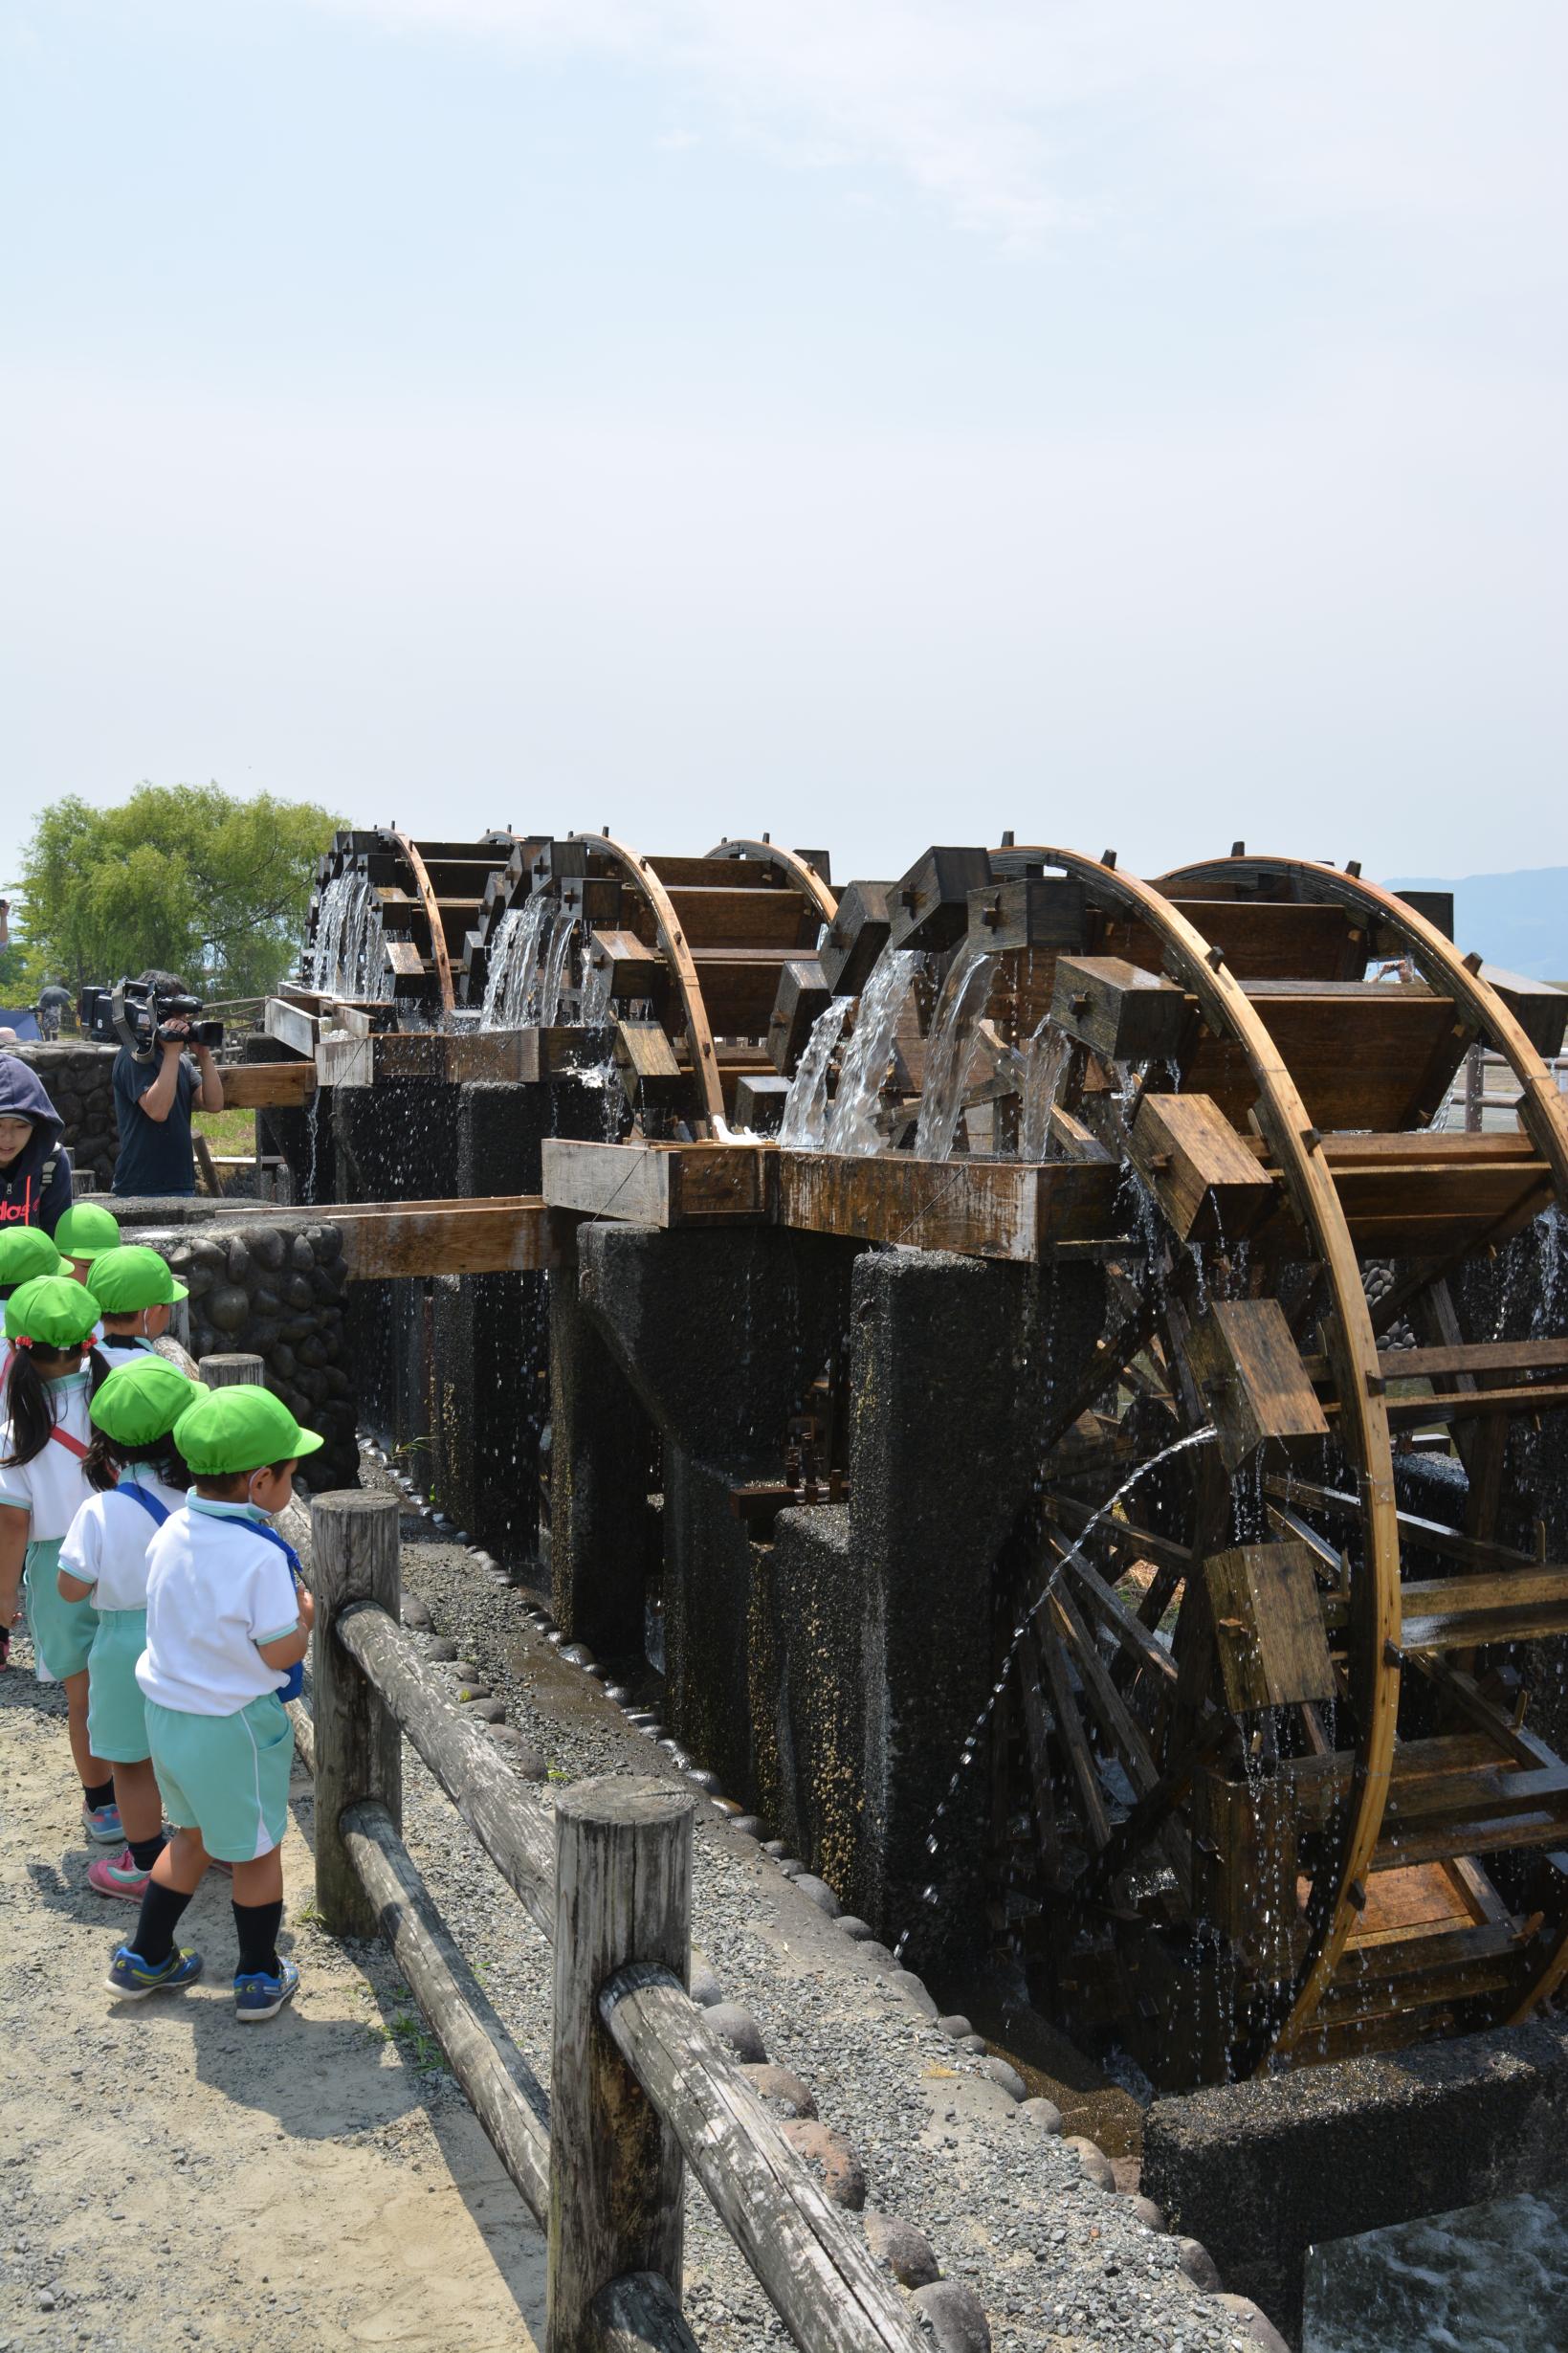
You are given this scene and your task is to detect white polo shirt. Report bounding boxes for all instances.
[0,1374,95,1541]
[60,1470,188,1611]
[136,1498,300,1716]
[98,1337,157,1371]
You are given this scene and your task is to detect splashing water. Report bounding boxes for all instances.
[825,950,922,1156]
[898,1423,1218,1958]
[780,996,852,1147]
[538,906,579,1027]
[1019,1022,1071,1162]
[914,938,997,1161]
[480,896,552,1029]
[580,952,614,1029]
[311,871,392,1000]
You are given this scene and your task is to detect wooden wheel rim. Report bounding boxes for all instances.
[570,833,731,1138]
[1000,846,1401,2060]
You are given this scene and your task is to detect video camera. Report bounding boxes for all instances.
[78,979,225,1058]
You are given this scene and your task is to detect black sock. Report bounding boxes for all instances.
[233,1899,284,1978]
[128,1832,166,1873]
[82,1778,115,1811]
[130,1881,193,1967]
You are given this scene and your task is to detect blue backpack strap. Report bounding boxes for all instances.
[116,1479,171,1529]
[247,1518,305,1700]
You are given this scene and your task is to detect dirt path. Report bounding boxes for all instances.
[0,1661,544,2352]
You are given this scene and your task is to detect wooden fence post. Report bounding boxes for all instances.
[202,1352,267,1387]
[548,1776,694,2353]
[311,1492,402,1937]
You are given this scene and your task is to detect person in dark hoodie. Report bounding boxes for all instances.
[0,1056,75,1238]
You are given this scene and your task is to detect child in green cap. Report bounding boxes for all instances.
[85,1244,189,1370]
[0,1275,120,1841]
[58,1357,205,1901]
[0,1226,64,1398]
[110,1384,321,2017]
[54,1200,121,1284]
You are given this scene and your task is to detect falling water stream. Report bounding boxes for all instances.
[779,997,852,1147]
[914,938,998,1161]
[897,1423,1218,1958]
[824,950,922,1155]
[1018,1021,1071,1162]
[479,897,552,1029]
[311,872,392,1000]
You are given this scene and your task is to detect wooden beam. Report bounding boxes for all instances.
[778,1148,1127,1258]
[264,995,320,1058]
[542,1140,775,1228]
[329,1197,568,1277]
[220,1060,319,1108]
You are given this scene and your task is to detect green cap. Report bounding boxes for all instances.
[90,1355,205,1446]
[173,1384,324,1477]
[0,1227,63,1292]
[3,1273,102,1348]
[54,1202,122,1261]
[87,1244,189,1314]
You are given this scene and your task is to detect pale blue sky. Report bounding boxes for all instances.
[3,1,1565,898]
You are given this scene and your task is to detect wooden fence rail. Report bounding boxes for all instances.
[301,1489,926,2353]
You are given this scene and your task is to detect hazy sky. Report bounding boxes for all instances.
[4,2,1565,901]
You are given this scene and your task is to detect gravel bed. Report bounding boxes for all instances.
[304,1454,1270,2353]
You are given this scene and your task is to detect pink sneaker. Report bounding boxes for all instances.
[87,1848,151,1901]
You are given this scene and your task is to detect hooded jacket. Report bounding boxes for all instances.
[0,1054,74,1236]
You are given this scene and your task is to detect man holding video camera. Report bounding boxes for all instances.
[111,968,225,1198]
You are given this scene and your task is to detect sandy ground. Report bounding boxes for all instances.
[0,1661,545,2353]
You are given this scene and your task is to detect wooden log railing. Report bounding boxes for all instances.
[302,1490,927,2353]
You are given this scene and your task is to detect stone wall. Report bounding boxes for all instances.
[2,1042,120,1188]
[111,1206,362,1493]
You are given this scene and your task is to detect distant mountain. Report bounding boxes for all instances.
[1390,866,1568,983]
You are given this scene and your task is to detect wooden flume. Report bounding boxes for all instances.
[291,824,1568,2087]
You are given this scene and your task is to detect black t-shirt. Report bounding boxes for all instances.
[112,1048,200,1197]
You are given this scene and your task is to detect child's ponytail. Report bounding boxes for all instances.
[3,1343,104,1469]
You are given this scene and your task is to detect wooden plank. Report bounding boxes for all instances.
[549,1779,693,2353]
[967,877,1088,954]
[1127,1091,1278,1243]
[1186,986,1468,1133]
[601,1963,929,2353]
[264,995,320,1057]
[337,1600,556,1937]
[334,1199,568,1278]
[1052,956,1192,1066]
[316,1033,374,1088]
[1204,1543,1336,1712]
[665,885,811,949]
[767,959,831,1076]
[1398,1566,1568,1653]
[342,1800,551,2225]
[1324,1383,1568,1431]
[542,1140,774,1228]
[587,929,664,999]
[1100,899,1366,984]
[613,1020,683,1112]
[1181,1299,1330,1471]
[1300,1339,1568,1384]
[886,845,992,954]
[220,1059,319,1108]
[778,1149,1127,1258]
[369,1030,581,1085]
[818,882,893,996]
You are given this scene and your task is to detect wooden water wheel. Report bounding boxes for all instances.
[806,841,1568,2081]
[457,833,835,1137]
[304,828,517,1014]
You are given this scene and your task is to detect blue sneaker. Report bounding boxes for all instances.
[83,1801,123,1846]
[106,1944,204,1999]
[234,1956,299,2022]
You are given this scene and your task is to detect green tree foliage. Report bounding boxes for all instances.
[13,784,343,1001]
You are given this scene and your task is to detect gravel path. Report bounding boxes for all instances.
[353,1457,1280,2353]
[0,1660,545,2353]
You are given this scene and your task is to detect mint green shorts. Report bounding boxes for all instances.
[145,1694,295,1863]
[86,1609,150,1764]
[25,1540,98,1683]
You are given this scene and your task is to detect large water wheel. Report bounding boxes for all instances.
[304,829,517,1014]
[789,842,1568,2082]
[457,832,836,1136]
